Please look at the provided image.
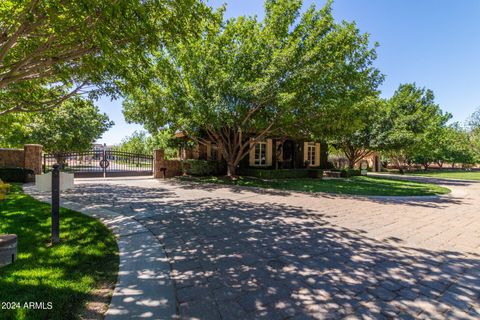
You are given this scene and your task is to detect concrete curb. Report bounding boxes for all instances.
[23,184,177,320]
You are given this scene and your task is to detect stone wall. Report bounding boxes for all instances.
[0,144,43,174]
[0,148,24,168]
[23,144,43,174]
[154,149,185,178]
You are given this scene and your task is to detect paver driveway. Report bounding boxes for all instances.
[31,176,480,319]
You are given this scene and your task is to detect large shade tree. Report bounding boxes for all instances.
[375,83,449,173]
[0,98,112,156]
[330,97,385,169]
[123,0,382,177]
[0,0,208,116]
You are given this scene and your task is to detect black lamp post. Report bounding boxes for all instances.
[51,164,60,244]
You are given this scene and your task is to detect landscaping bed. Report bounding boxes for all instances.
[0,184,119,320]
[180,175,450,196]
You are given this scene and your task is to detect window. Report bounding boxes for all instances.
[254,142,267,166]
[307,143,316,166]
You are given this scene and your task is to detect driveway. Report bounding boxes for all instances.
[28,176,480,319]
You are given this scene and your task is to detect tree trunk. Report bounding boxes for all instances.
[394,158,405,174]
[227,162,237,178]
[348,158,355,169]
[451,163,455,169]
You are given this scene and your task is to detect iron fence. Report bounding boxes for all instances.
[43,150,153,177]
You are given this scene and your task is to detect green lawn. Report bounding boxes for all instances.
[0,185,118,320]
[405,169,480,181]
[180,175,450,196]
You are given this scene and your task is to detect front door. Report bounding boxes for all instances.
[282,140,294,169]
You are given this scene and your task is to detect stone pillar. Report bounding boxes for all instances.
[23,144,43,174]
[153,149,165,178]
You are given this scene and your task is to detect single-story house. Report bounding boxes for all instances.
[175,132,382,172]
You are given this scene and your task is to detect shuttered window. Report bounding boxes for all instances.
[254,142,267,166]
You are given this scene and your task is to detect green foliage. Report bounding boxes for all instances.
[0,98,112,153]
[114,131,150,155]
[374,83,453,170]
[0,0,209,115]
[307,169,324,178]
[0,184,118,320]
[123,0,382,176]
[340,169,362,177]
[147,129,181,159]
[331,97,385,168]
[185,159,226,176]
[237,168,317,179]
[114,129,179,158]
[0,167,34,182]
[467,107,480,161]
[0,112,31,147]
[471,129,480,161]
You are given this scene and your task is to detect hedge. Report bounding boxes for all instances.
[331,169,361,178]
[0,167,35,182]
[185,160,226,176]
[238,168,323,179]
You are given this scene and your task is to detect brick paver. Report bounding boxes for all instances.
[32,176,480,319]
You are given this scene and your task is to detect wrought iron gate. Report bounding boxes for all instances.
[43,150,153,178]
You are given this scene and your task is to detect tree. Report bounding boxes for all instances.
[468,107,480,130]
[0,112,31,147]
[407,112,452,169]
[442,124,477,168]
[123,0,382,177]
[376,83,448,173]
[115,131,150,155]
[466,108,480,163]
[0,0,209,116]
[0,97,113,156]
[114,129,179,159]
[331,97,385,169]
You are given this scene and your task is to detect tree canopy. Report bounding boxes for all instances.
[0,97,112,153]
[113,129,178,159]
[123,0,382,176]
[0,0,209,116]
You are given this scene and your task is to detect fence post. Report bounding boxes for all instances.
[23,144,43,174]
[51,164,60,244]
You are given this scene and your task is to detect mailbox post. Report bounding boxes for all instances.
[51,164,60,244]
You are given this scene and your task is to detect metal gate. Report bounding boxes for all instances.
[43,150,153,178]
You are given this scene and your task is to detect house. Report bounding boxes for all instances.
[176,132,328,170]
[175,132,382,172]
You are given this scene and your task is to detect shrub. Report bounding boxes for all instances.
[238,168,323,179]
[185,160,226,176]
[308,169,324,178]
[0,167,35,182]
[341,169,361,177]
[323,161,336,170]
[330,169,361,178]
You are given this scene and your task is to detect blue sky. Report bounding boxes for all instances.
[96,0,480,144]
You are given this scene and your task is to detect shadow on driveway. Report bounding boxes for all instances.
[61,182,480,319]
